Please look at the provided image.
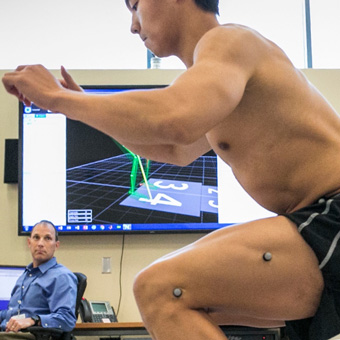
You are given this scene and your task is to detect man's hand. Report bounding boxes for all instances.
[2,64,82,111]
[6,317,35,333]
[2,64,63,109]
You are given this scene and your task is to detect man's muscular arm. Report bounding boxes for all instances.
[2,26,257,163]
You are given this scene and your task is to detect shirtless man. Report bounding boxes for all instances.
[2,0,340,339]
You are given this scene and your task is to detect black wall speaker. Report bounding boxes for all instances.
[4,139,18,183]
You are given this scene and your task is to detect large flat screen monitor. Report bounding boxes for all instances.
[0,265,26,309]
[18,85,275,235]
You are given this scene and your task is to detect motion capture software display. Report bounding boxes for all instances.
[0,266,25,309]
[19,85,275,235]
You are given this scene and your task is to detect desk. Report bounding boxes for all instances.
[74,322,149,338]
[74,322,281,339]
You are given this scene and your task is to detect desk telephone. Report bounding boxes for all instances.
[80,298,117,323]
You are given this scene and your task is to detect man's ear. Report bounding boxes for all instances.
[55,241,60,250]
[27,237,31,247]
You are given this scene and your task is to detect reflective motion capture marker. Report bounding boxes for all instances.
[263,252,272,261]
[173,288,183,298]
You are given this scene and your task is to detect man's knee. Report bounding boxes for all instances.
[134,263,168,303]
[133,262,184,317]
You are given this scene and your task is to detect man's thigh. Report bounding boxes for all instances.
[150,215,324,323]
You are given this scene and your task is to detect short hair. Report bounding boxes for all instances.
[194,0,219,15]
[31,220,59,241]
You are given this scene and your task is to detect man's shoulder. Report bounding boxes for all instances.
[196,23,277,62]
[201,24,264,45]
[194,23,284,79]
[54,263,75,276]
[47,265,78,287]
[44,261,76,279]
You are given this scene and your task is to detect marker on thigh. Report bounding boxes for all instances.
[173,288,183,298]
[263,252,272,261]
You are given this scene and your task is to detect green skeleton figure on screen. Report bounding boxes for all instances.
[114,141,152,198]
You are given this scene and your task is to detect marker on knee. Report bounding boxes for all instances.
[263,252,272,261]
[173,288,183,298]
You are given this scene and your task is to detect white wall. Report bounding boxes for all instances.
[0,68,340,322]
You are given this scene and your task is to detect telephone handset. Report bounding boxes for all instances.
[80,298,118,323]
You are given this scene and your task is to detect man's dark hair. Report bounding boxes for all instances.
[195,0,219,15]
[31,220,59,241]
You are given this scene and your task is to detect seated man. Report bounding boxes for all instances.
[0,220,77,339]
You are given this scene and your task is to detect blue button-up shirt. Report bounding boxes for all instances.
[0,257,77,332]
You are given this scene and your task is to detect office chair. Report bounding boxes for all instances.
[23,272,87,340]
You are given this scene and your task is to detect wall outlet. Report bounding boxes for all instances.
[102,257,111,274]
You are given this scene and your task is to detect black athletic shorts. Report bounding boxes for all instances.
[282,193,340,340]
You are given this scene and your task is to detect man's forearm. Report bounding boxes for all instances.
[39,310,76,332]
